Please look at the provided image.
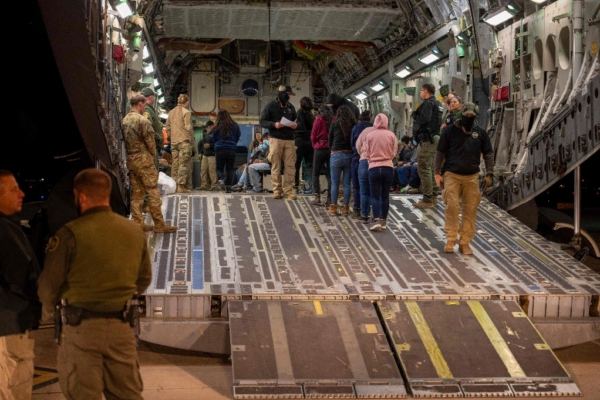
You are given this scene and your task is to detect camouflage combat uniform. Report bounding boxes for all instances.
[38,206,152,400]
[143,103,164,169]
[166,104,194,187]
[122,109,168,227]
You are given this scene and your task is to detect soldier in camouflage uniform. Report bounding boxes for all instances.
[39,169,152,400]
[140,87,164,168]
[166,93,195,193]
[122,95,177,233]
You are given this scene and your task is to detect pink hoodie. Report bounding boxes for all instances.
[362,113,397,169]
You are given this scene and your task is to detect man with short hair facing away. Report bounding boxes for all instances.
[39,169,151,400]
[198,120,217,190]
[434,103,494,255]
[166,93,195,193]
[122,95,177,233]
[140,87,164,168]
[412,83,443,208]
[0,170,41,400]
[259,85,298,199]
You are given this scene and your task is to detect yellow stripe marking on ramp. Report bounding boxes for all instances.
[313,300,323,315]
[467,300,526,378]
[405,301,453,378]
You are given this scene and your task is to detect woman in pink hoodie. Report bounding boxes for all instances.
[362,113,397,231]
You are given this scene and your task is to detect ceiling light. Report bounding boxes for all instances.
[395,64,413,78]
[153,78,160,87]
[355,90,368,100]
[482,1,521,26]
[370,80,386,92]
[143,63,154,74]
[529,0,546,3]
[156,88,163,95]
[346,98,353,102]
[143,46,151,61]
[110,0,133,19]
[159,113,169,120]
[158,96,165,104]
[418,47,442,65]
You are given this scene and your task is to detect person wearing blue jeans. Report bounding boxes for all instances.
[328,105,356,216]
[362,113,397,231]
[358,159,371,221]
[369,167,394,229]
[350,110,373,218]
[330,152,352,213]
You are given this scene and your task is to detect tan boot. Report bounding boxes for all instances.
[140,224,154,232]
[273,191,282,199]
[154,224,178,233]
[459,242,473,255]
[341,205,350,216]
[328,204,338,216]
[283,192,297,200]
[444,240,456,253]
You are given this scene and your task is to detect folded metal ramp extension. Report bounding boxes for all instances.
[229,300,580,399]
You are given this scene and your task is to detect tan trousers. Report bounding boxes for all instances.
[129,155,165,227]
[442,171,481,243]
[58,318,143,400]
[268,138,297,195]
[199,155,217,189]
[0,333,34,400]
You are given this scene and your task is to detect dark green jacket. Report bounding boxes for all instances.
[39,206,152,315]
[144,104,164,151]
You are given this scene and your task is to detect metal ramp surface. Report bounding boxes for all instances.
[229,300,406,399]
[229,300,580,399]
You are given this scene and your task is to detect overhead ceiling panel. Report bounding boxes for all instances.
[162,3,402,41]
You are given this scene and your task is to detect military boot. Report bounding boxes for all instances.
[444,240,456,253]
[458,240,473,255]
[350,208,361,219]
[341,205,350,216]
[154,224,178,233]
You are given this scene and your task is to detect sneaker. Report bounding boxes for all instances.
[273,191,282,199]
[391,187,402,194]
[370,219,383,231]
[407,188,422,194]
[246,188,262,194]
[413,200,435,209]
[231,184,244,192]
[380,219,387,230]
[212,181,226,192]
[359,215,370,223]
[400,186,410,194]
[154,224,178,233]
[283,192,297,200]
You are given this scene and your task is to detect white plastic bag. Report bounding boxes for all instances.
[158,171,176,195]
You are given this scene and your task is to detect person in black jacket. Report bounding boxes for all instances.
[0,170,41,399]
[434,103,494,255]
[294,97,315,193]
[325,92,360,119]
[259,85,298,199]
[198,120,217,190]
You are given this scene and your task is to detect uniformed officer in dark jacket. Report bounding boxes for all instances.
[259,85,298,199]
[141,87,164,167]
[434,103,494,255]
[0,170,41,400]
[39,169,152,400]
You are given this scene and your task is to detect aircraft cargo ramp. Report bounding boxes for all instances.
[140,193,600,398]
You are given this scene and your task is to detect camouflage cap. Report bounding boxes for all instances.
[462,102,479,116]
[140,87,156,97]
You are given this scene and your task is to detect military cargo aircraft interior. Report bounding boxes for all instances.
[5,0,600,398]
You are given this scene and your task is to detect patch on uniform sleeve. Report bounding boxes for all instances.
[47,236,59,252]
[143,112,150,119]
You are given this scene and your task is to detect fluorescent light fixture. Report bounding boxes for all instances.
[529,0,546,3]
[158,96,165,104]
[355,91,368,100]
[482,1,520,26]
[395,64,413,78]
[156,88,163,95]
[143,63,154,74]
[153,78,159,87]
[143,46,151,60]
[159,113,169,120]
[370,80,386,92]
[418,47,442,65]
[113,0,133,18]
[346,98,353,102]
